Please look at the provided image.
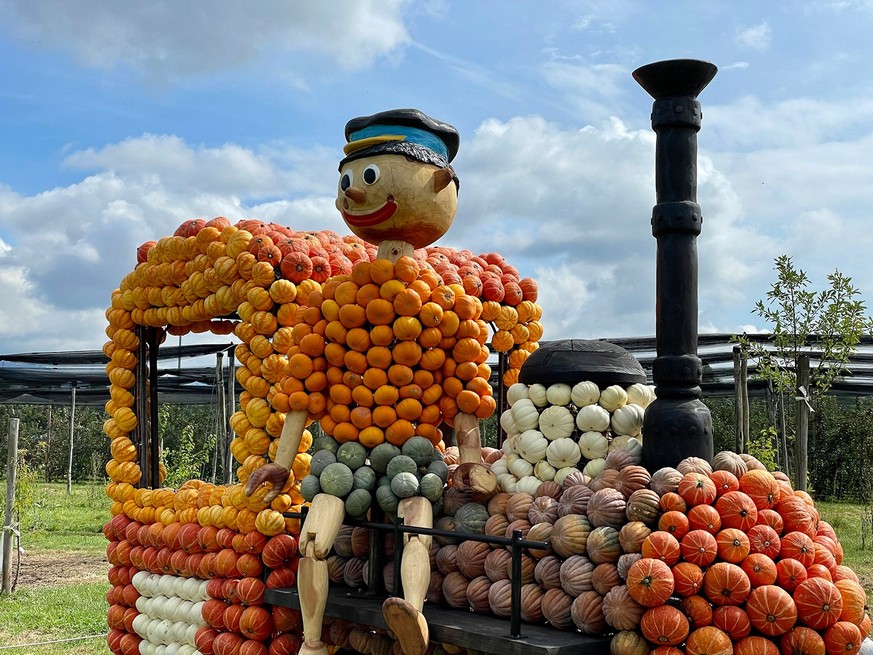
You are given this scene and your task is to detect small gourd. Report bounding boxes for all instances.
[553,466,580,486]
[345,489,372,517]
[369,443,402,474]
[499,410,518,436]
[506,382,530,406]
[545,383,572,406]
[516,475,542,495]
[576,405,610,433]
[300,475,321,502]
[599,385,628,412]
[353,466,377,491]
[571,381,600,407]
[583,457,607,478]
[402,436,436,467]
[386,455,418,479]
[528,383,548,407]
[497,473,518,493]
[517,430,549,463]
[455,502,490,535]
[579,431,609,460]
[546,438,582,469]
[511,399,540,432]
[337,442,368,470]
[310,450,337,477]
[533,460,556,482]
[626,383,655,408]
[611,404,644,437]
[418,473,444,503]
[319,462,354,498]
[490,457,510,477]
[390,472,420,498]
[539,405,575,440]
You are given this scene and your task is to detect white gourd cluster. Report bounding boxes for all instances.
[131,571,208,655]
[492,381,656,493]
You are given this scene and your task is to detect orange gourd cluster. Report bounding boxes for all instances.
[281,255,497,449]
[624,457,870,655]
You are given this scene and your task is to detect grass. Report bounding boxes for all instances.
[0,483,871,654]
[0,482,110,654]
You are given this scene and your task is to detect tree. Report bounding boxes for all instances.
[734,255,870,491]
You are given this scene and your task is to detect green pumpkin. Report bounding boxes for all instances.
[345,489,372,518]
[336,441,367,471]
[312,434,339,455]
[427,459,449,483]
[390,472,420,499]
[369,443,402,473]
[401,436,435,468]
[418,473,444,503]
[386,455,418,479]
[353,466,376,492]
[318,462,354,498]
[300,474,321,502]
[454,502,490,535]
[309,450,337,477]
[376,484,400,515]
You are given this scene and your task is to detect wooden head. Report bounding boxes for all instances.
[337,109,460,249]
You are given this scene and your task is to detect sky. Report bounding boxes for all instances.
[2,1,873,358]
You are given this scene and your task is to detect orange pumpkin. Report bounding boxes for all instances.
[685,626,733,655]
[745,584,797,636]
[626,557,674,607]
[641,605,690,646]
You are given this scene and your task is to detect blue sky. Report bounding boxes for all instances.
[2,1,873,354]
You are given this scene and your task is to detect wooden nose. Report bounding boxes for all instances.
[345,187,366,203]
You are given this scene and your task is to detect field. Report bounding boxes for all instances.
[0,483,871,654]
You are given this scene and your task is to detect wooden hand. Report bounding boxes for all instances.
[244,463,290,504]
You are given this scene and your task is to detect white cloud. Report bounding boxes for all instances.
[736,22,772,50]
[0,0,411,78]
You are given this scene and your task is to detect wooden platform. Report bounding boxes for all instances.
[265,587,611,655]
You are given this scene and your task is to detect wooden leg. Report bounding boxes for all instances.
[383,497,432,655]
[297,494,345,655]
[453,412,481,464]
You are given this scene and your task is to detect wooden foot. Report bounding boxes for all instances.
[300,641,328,655]
[383,597,429,655]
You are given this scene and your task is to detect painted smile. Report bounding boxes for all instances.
[341,195,397,227]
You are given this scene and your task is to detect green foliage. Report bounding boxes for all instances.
[809,396,873,501]
[161,422,216,488]
[734,255,870,400]
[747,427,779,471]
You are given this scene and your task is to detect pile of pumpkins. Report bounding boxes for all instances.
[492,380,656,494]
[323,379,870,655]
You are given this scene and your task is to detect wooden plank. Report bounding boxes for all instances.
[265,587,611,655]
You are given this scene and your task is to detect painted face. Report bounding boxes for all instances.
[336,154,457,249]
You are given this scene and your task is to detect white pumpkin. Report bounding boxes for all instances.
[508,453,535,478]
[553,466,580,485]
[611,404,644,436]
[498,473,519,493]
[182,576,201,601]
[571,380,600,407]
[626,383,655,408]
[506,382,530,406]
[538,405,575,440]
[510,398,540,432]
[598,384,628,412]
[502,434,519,455]
[546,437,582,468]
[190,600,206,626]
[583,457,607,478]
[136,595,150,615]
[534,460,556,481]
[576,404,610,433]
[185,622,200,644]
[517,475,542,495]
[499,409,519,436]
[545,382,572,406]
[609,436,643,462]
[132,570,150,593]
[140,642,157,655]
[490,457,509,476]
[578,431,609,460]
[528,383,549,407]
[516,430,549,464]
[132,612,151,637]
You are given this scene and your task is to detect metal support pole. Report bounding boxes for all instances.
[66,386,76,495]
[147,327,162,488]
[2,418,20,594]
[633,59,717,470]
[509,529,523,638]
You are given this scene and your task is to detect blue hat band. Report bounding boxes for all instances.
[348,125,449,160]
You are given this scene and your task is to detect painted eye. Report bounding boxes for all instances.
[362,164,380,185]
[340,170,352,191]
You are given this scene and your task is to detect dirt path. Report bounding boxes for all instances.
[14,549,108,590]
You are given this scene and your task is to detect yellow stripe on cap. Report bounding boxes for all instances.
[343,134,406,156]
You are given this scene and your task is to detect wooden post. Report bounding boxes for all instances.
[778,389,789,477]
[211,351,225,484]
[67,386,76,495]
[765,382,778,469]
[733,347,744,453]
[44,405,52,481]
[795,355,811,492]
[2,418,20,594]
[740,354,749,452]
[225,354,236,485]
